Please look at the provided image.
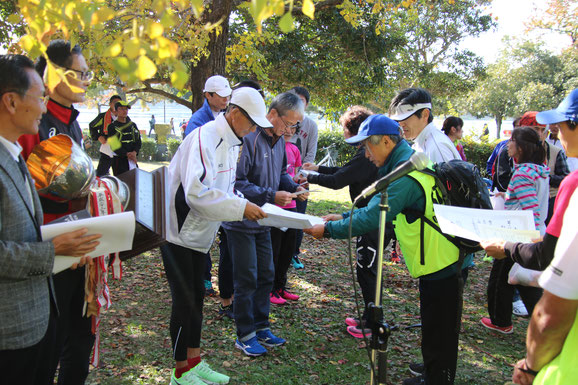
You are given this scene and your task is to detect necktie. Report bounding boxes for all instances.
[17,157,29,183]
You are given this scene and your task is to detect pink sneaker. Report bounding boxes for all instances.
[346,325,372,339]
[480,317,513,334]
[278,289,299,301]
[345,317,360,327]
[270,291,286,305]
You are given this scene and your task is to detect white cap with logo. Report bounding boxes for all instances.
[389,102,432,121]
[230,87,273,128]
[203,75,232,97]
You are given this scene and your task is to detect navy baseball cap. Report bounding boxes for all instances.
[537,89,578,125]
[345,114,401,144]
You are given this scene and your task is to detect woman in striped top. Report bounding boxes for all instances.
[482,127,549,334]
[505,127,550,234]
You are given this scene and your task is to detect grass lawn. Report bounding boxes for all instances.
[85,183,527,385]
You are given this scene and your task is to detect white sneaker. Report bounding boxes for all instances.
[512,299,528,317]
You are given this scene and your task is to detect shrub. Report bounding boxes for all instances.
[315,129,357,166]
[462,135,500,178]
[167,138,182,159]
[139,137,158,162]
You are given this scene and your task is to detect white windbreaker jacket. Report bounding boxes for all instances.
[166,114,247,252]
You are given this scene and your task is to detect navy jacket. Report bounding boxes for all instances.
[223,127,298,233]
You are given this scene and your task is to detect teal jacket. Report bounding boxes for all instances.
[326,140,472,280]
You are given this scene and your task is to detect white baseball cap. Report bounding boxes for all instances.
[230,87,273,128]
[389,102,432,121]
[203,75,232,97]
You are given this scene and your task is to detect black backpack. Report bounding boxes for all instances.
[415,159,492,254]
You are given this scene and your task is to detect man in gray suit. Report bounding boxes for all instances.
[0,54,101,385]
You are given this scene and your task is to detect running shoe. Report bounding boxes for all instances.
[278,288,299,301]
[170,369,205,385]
[292,255,304,269]
[512,299,529,317]
[256,329,286,347]
[408,362,425,376]
[345,317,360,327]
[189,361,230,384]
[270,291,286,305]
[235,336,267,357]
[346,325,372,339]
[480,317,513,334]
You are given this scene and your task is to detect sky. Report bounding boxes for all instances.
[460,0,573,64]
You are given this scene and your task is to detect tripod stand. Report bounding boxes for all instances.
[367,192,394,385]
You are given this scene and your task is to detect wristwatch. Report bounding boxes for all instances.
[323,226,331,239]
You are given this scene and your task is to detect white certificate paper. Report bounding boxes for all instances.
[432,204,539,243]
[41,211,136,274]
[99,142,115,157]
[258,203,324,229]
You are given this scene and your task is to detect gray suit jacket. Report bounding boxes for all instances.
[0,143,54,350]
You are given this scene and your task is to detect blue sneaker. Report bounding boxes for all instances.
[292,255,304,269]
[235,336,267,357]
[256,330,286,347]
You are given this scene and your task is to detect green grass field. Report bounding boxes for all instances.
[85,184,526,385]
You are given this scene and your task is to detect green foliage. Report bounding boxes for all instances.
[462,136,497,178]
[166,137,181,158]
[228,0,494,115]
[462,39,576,138]
[315,129,357,166]
[138,137,158,161]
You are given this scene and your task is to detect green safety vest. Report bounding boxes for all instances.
[393,170,459,278]
[534,307,578,384]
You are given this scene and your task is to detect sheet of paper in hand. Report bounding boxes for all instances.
[41,211,136,274]
[258,203,324,230]
[432,204,540,243]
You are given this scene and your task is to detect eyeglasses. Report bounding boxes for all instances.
[280,115,300,130]
[0,90,48,105]
[63,67,94,82]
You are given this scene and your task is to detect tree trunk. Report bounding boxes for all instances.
[495,115,503,139]
[189,0,233,112]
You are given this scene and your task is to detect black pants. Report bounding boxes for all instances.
[160,243,205,361]
[419,268,468,385]
[203,252,212,284]
[45,267,95,385]
[95,153,113,177]
[293,199,308,256]
[487,258,543,327]
[0,303,56,385]
[218,227,234,299]
[111,156,129,176]
[271,224,298,292]
[355,229,383,325]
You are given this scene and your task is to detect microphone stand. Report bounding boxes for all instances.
[368,192,394,385]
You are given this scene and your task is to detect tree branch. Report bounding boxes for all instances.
[123,81,193,110]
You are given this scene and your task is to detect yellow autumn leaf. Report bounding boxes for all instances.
[124,38,141,59]
[136,55,157,80]
[171,69,189,90]
[302,0,315,19]
[64,2,76,20]
[104,42,122,57]
[19,35,36,53]
[44,61,62,94]
[149,22,164,39]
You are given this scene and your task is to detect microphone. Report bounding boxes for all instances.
[354,152,430,205]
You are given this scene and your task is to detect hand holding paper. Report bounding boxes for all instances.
[42,211,136,274]
[52,228,101,257]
